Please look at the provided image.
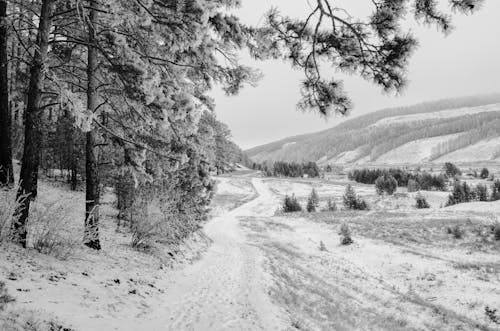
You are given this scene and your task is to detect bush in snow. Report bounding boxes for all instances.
[448,225,464,239]
[318,241,327,251]
[375,174,398,195]
[283,194,302,213]
[339,223,353,245]
[480,168,490,179]
[0,281,14,311]
[326,198,337,212]
[415,193,430,209]
[493,224,500,241]
[28,201,79,260]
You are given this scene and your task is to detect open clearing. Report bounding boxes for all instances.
[1,171,500,330]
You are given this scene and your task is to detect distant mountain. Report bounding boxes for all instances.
[246,94,500,165]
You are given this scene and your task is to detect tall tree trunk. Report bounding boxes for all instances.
[13,0,55,247]
[84,0,101,250]
[0,0,13,186]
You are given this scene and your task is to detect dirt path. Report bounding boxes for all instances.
[158,178,285,330]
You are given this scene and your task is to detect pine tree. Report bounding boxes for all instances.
[267,0,483,114]
[0,0,13,186]
[306,188,319,212]
[13,0,56,247]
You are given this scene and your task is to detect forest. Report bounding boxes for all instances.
[0,0,268,250]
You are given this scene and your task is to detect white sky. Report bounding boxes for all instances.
[211,1,500,149]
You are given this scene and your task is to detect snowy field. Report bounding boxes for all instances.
[1,171,500,330]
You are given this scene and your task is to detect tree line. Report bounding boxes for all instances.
[348,168,447,191]
[253,161,320,178]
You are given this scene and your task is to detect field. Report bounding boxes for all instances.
[243,174,500,330]
[1,168,500,330]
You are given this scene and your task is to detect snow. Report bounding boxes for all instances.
[2,174,500,330]
[436,136,500,162]
[375,134,462,164]
[0,177,285,331]
[328,148,364,164]
[370,103,500,128]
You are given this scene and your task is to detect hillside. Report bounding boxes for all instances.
[246,94,500,165]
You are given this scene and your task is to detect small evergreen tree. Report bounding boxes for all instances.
[343,184,358,209]
[306,188,319,212]
[339,223,353,245]
[343,185,368,210]
[415,193,430,209]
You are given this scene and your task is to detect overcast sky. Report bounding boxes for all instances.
[210,1,500,150]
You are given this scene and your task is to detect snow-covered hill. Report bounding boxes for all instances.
[246,94,500,165]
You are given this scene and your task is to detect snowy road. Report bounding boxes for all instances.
[160,178,285,331]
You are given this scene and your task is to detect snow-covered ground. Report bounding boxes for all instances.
[2,173,500,330]
[436,137,500,163]
[375,134,462,164]
[370,103,500,128]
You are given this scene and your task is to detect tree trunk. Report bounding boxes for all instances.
[13,0,55,247]
[0,0,13,186]
[84,0,101,250]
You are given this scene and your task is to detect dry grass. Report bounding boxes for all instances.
[27,200,82,260]
[304,210,500,252]
[0,308,74,331]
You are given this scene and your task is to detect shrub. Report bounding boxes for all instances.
[407,179,420,193]
[493,224,500,241]
[28,201,79,260]
[485,306,500,325]
[480,168,490,179]
[306,189,319,212]
[0,281,14,311]
[375,174,398,195]
[444,162,462,178]
[319,241,327,251]
[283,194,302,213]
[343,185,369,210]
[131,214,162,250]
[326,198,337,211]
[415,193,430,209]
[339,223,353,245]
[449,225,464,239]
